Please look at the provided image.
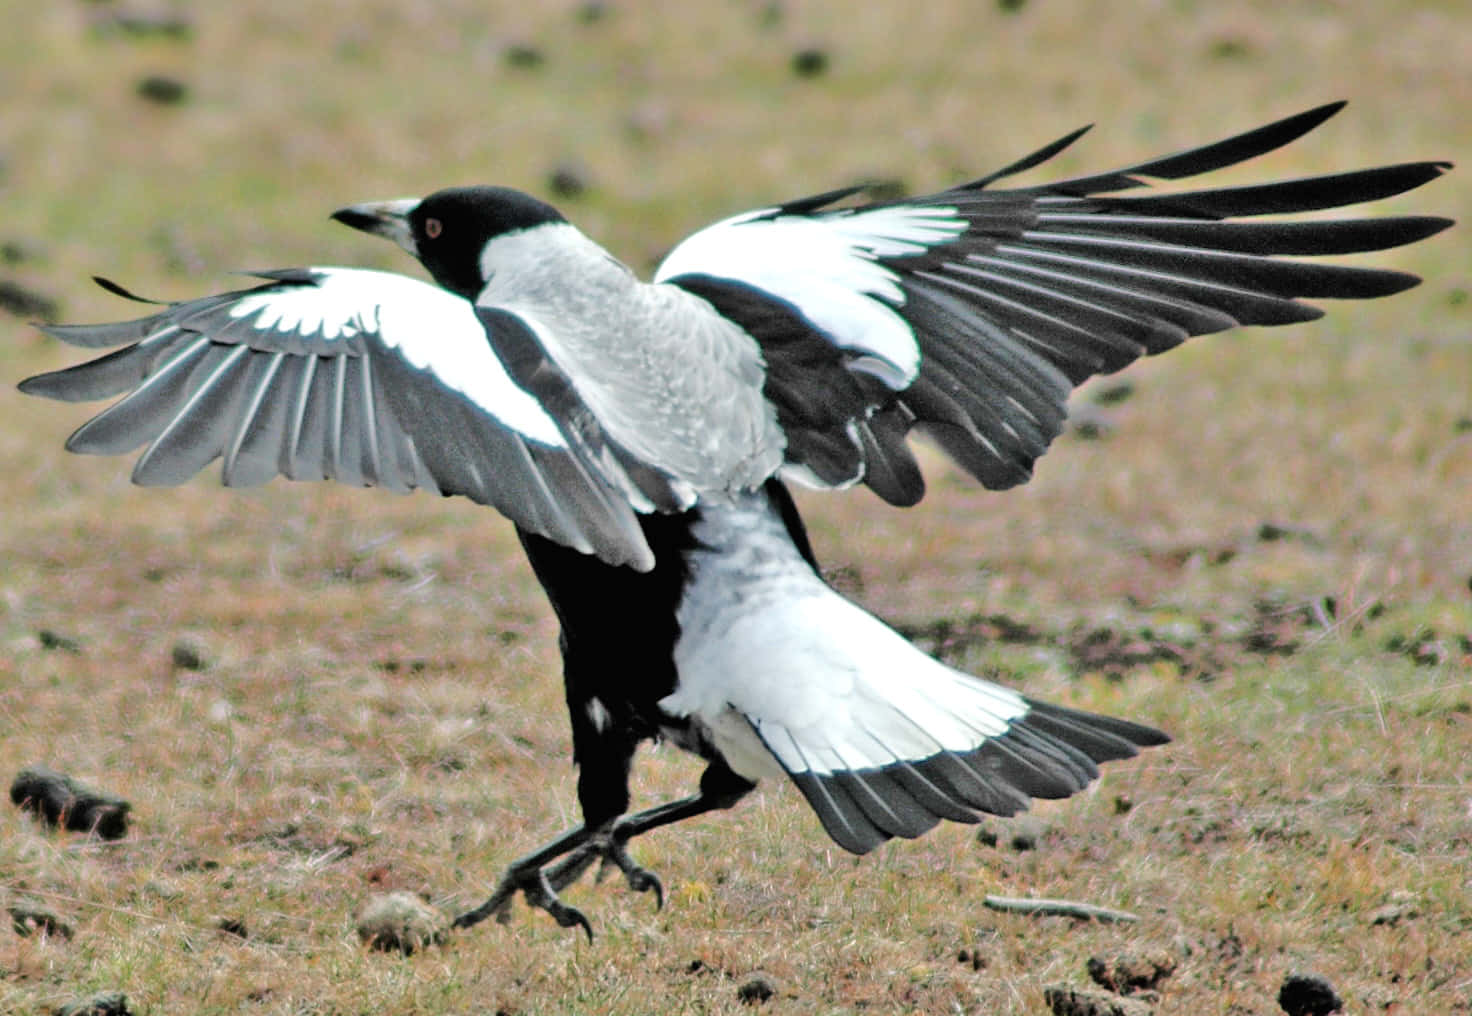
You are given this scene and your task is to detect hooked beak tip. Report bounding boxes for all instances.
[329,198,420,255]
[329,206,383,232]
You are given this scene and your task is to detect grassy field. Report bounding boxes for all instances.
[2,2,1469,1014]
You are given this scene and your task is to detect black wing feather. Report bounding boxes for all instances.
[667,103,1451,499]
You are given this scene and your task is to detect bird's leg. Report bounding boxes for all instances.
[545,760,757,905]
[452,823,598,938]
[454,761,755,937]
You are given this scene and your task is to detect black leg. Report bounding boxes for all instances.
[453,760,756,937]
[451,822,600,938]
[545,759,756,899]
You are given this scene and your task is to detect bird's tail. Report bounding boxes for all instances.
[664,488,1167,854]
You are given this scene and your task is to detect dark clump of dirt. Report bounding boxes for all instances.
[790,47,830,78]
[736,972,778,1005]
[37,628,83,653]
[1044,984,1154,1016]
[897,611,1044,662]
[0,278,59,319]
[1277,971,1343,1016]
[54,992,134,1016]
[898,594,1442,685]
[547,162,591,200]
[1384,628,1472,667]
[10,765,130,840]
[135,75,189,105]
[216,915,249,939]
[1087,948,1176,994]
[1067,624,1212,679]
[503,43,545,69]
[9,900,74,940]
[1241,597,1336,656]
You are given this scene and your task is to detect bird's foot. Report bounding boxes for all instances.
[451,862,594,939]
[545,823,664,908]
[450,821,662,939]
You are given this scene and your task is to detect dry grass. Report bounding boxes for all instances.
[2,2,1470,1013]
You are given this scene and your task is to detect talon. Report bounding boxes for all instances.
[601,832,662,905]
[638,870,665,911]
[456,819,674,936]
[453,885,516,931]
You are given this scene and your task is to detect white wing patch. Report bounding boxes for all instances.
[231,268,566,447]
[229,280,362,341]
[655,205,967,389]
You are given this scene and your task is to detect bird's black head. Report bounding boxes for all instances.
[332,186,567,300]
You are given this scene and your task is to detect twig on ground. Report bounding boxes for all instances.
[983,894,1139,923]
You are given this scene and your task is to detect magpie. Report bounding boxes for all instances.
[20,102,1451,937]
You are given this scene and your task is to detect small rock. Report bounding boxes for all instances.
[736,972,777,1005]
[1087,949,1176,994]
[54,992,133,1016]
[1277,972,1343,1016]
[10,765,131,840]
[136,75,188,105]
[790,47,829,78]
[1044,985,1153,1016]
[355,891,448,955]
[9,901,74,940]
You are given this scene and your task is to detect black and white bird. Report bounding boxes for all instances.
[21,103,1450,936]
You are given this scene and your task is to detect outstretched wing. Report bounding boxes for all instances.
[19,267,662,570]
[657,101,1453,505]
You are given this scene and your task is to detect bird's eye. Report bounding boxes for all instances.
[424,218,443,239]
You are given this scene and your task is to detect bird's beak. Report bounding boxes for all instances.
[330,198,420,257]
